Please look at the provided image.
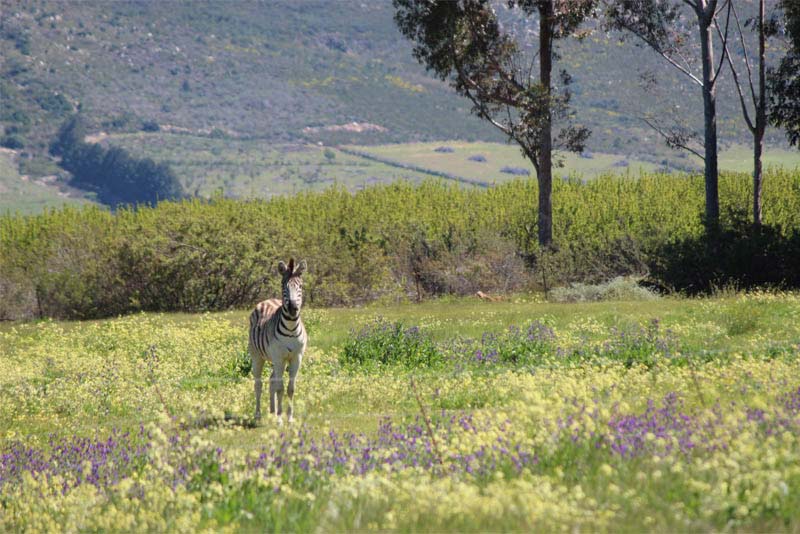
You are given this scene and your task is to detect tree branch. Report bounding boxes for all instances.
[714,6,756,132]
[611,16,704,86]
[641,116,706,161]
[731,0,758,105]
[711,0,732,87]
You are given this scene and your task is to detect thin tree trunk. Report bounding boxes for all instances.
[538,0,554,247]
[754,0,766,227]
[699,4,720,226]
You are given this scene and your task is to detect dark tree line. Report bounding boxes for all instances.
[50,116,185,206]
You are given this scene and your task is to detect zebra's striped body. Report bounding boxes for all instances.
[249,259,307,423]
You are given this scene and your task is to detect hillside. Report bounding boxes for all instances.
[1,0,796,210]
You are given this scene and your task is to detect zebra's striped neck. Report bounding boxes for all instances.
[277,306,302,337]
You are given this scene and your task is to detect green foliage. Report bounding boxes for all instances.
[141,120,160,132]
[769,0,800,148]
[0,135,24,149]
[340,319,444,370]
[1,169,799,319]
[651,210,800,294]
[550,276,659,303]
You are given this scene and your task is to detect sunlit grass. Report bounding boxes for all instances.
[2,292,800,530]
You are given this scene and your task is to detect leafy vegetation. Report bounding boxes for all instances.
[1,169,799,319]
[341,319,443,370]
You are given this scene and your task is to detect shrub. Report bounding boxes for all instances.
[0,135,24,149]
[651,211,800,294]
[594,319,678,368]
[142,120,160,132]
[340,319,443,370]
[549,277,659,303]
[500,166,529,176]
[447,322,557,366]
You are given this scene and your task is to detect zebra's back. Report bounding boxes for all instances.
[249,299,281,356]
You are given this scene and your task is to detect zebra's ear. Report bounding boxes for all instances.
[294,260,307,276]
[278,261,288,275]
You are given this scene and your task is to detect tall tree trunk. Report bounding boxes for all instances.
[698,3,720,226]
[754,0,766,227]
[538,0,554,247]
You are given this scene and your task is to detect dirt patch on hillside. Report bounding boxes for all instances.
[303,122,387,134]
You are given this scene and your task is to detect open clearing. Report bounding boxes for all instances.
[2,294,800,530]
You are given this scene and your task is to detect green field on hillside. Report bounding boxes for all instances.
[0,150,86,215]
[102,133,436,197]
[351,141,800,182]
[2,294,800,530]
[99,133,800,201]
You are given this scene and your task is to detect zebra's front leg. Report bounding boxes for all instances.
[286,354,302,424]
[252,351,265,423]
[270,360,286,424]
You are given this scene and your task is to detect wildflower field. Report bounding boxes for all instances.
[2,293,800,531]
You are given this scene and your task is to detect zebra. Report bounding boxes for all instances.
[248,258,307,424]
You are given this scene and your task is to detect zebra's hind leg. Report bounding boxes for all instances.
[252,352,265,423]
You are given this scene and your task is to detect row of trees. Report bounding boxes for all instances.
[50,116,185,206]
[394,0,800,244]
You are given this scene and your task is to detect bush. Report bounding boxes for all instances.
[500,166,529,176]
[447,322,557,366]
[402,228,531,299]
[1,170,800,319]
[651,211,800,294]
[593,319,678,369]
[549,277,659,303]
[340,319,443,370]
[142,120,160,132]
[0,135,24,149]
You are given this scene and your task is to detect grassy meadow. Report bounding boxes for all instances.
[3,293,800,531]
[0,150,86,215]
[101,133,800,200]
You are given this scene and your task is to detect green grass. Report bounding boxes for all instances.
[0,149,87,214]
[716,143,800,173]
[2,293,800,530]
[102,133,438,197]
[351,141,800,182]
[94,134,800,204]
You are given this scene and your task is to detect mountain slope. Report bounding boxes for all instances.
[0,1,793,175]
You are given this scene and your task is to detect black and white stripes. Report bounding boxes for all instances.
[248,258,308,423]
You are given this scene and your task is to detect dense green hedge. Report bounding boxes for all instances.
[2,169,799,319]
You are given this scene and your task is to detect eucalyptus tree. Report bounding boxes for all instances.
[605,0,730,226]
[393,0,596,247]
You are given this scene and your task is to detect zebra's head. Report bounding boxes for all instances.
[278,258,306,316]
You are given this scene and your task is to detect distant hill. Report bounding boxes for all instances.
[0,0,795,207]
